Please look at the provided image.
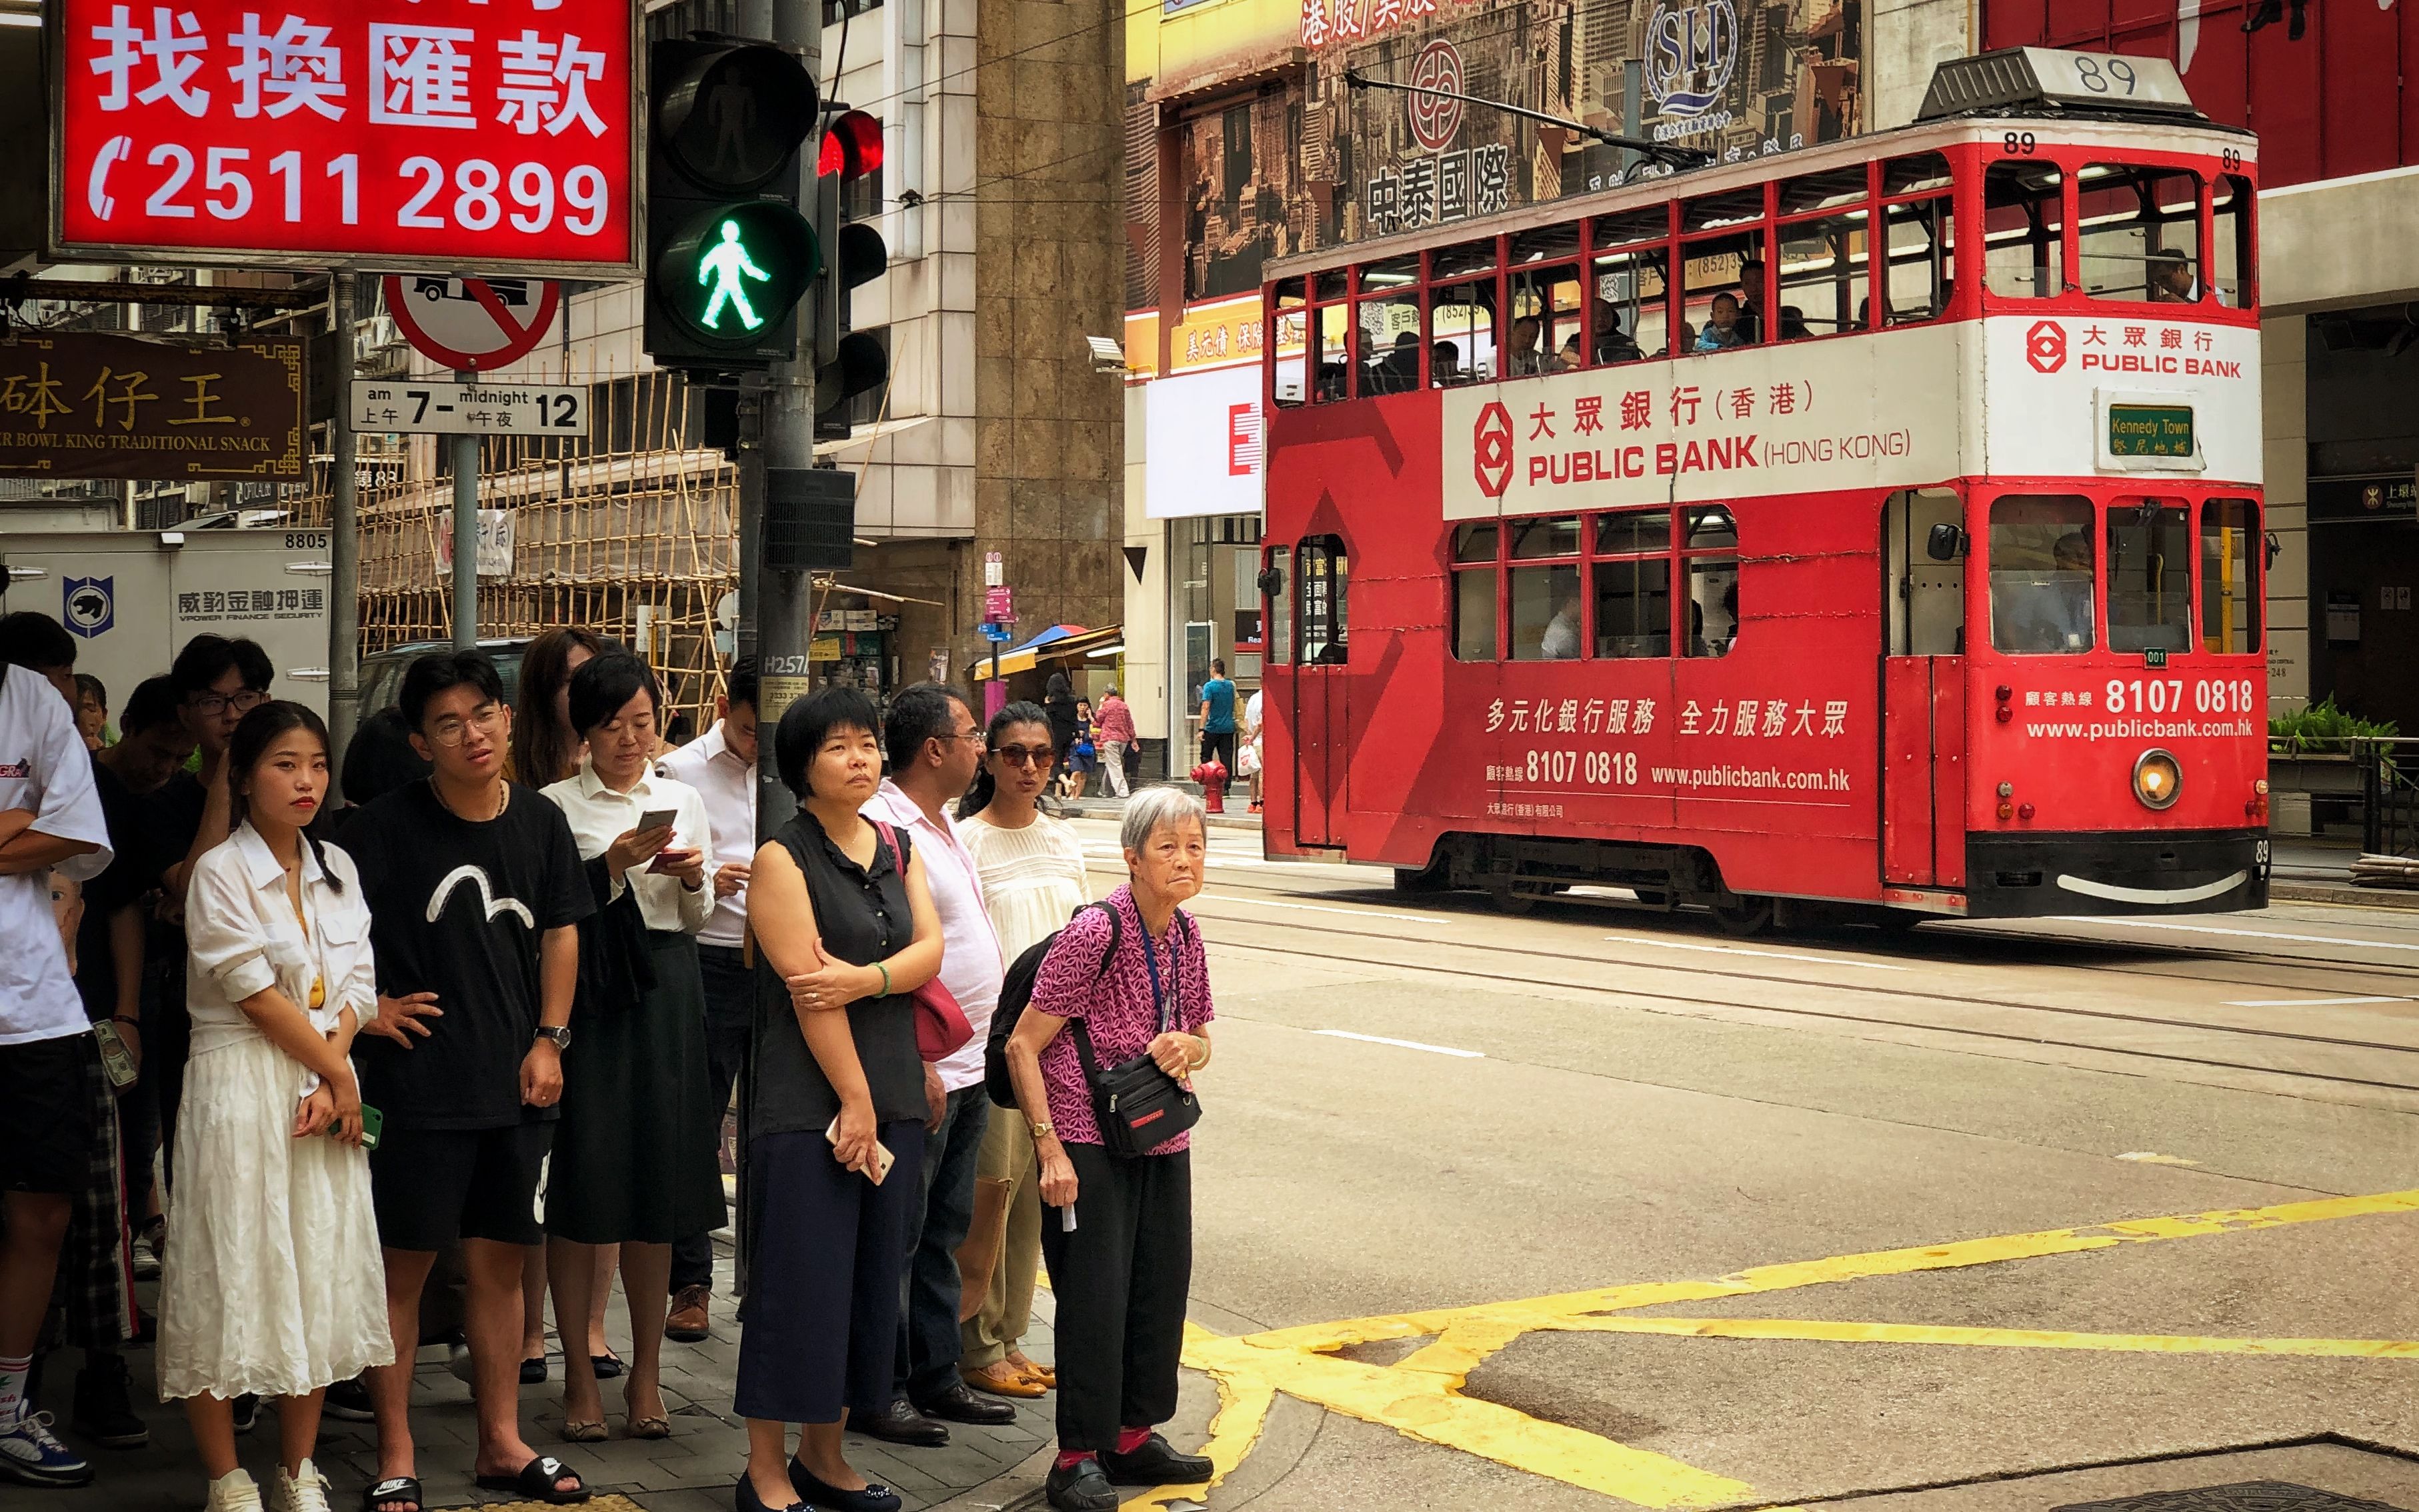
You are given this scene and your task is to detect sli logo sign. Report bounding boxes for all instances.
[1642,0,1740,119]
[2026,319,2068,374]
[1474,402,1514,499]
[63,577,113,639]
[1406,41,1466,152]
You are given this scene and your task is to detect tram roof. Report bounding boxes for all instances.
[1266,100,2254,285]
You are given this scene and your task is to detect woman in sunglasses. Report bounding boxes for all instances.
[950,703,1087,1401]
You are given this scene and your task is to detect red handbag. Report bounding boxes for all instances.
[870,821,975,1062]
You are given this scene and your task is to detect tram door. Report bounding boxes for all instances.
[1292,537,1351,847]
[1881,491,1967,888]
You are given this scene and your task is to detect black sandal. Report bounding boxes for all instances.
[475,1455,590,1504]
[361,1475,421,1512]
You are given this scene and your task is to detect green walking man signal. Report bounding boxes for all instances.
[699,220,771,333]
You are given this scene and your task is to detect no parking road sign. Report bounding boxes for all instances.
[385,275,560,372]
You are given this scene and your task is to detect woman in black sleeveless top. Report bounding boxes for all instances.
[733,687,943,1512]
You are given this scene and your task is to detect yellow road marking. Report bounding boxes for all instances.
[1173,1186,2419,1508]
[1121,1324,1278,1511]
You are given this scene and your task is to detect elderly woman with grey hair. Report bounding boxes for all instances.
[1003,787,1216,1512]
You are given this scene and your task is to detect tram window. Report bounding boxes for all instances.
[2079,165,2201,303]
[1682,232,1766,351]
[1592,557,1672,659]
[1588,246,1670,363]
[1266,546,1294,666]
[1595,509,1672,555]
[1684,184,1766,232]
[1594,205,1672,249]
[1884,196,1955,324]
[1685,558,1740,657]
[1776,210,1869,340]
[1454,522,1500,564]
[1983,161,2064,300]
[1298,536,1349,663]
[1512,223,1583,264]
[1430,281,1496,385]
[1683,505,1738,551]
[1312,305,1351,403]
[2201,497,2262,653]
[1358,271,1423,396]
[1988,494,2096,654]
[1510,515,1581,559]
[1882,152,1953,197]
[1780,165,1869,215]
[2210,175,2253,307]
[1512,563,1583,661]
[1508,264,1584,375]
[2106,497,2193,653]
[1454,566,1498,662]
[1272,278,1308,407]
[1432,236,1500,280]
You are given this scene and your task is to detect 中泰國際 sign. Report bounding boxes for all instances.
[0,331,304,481]
[49,0,638,276]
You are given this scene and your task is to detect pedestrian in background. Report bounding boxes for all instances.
[655,661,760,1344]
[1241,687,1264,813]
[162,703,389,1512]
[955,701,1085,1401]
[1059,701,1096,802]
[539,653,723,1444]
[1196,661,1237,775]
[734,687,943,1512]
[0,613,113,1493]
[73,675,108,751]
[1004,787,1216,1512]
[1043,670,1078,781]
[1092,689,1133,800]
[857,685,1017,1449]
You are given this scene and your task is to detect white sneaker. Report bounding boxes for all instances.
[0,1411,94,1487]
[272,1457,333,1512]
[204,1467,264,1512]
[130,1234,161,1280]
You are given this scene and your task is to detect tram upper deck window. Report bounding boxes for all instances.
[1989,494,2096,654]
[1883,153,1955,325]
[2078,165,2201,303]
[1590,207,1672,364]
[1272,277,1308,407]
[2107,497,2193,653]
[2202,498,2261,653]
[1882,153,1952,197]
[1508,259,1584,377]
[1684,185,1766,232]
[1682,231,1765,351]
[1509,515,1582,660]
[1357,255,1422,395]
[1431,281,1495,386]
[1776,207,1869,341]
[2210,174,2254,307]
[1984,161,2064,299]
[1313,304,1350,403]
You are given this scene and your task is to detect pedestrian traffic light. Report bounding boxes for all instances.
[644,40,822,373]
[811,109,889,439]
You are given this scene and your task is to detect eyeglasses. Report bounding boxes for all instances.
[992,745,1053,768]
[190,689,270,717]
[427,705,507,748]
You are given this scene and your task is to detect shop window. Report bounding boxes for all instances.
[1776,210,1868,339]
[1431,281,1495,385]
[1266,545,1294,665]
[1588,245,1670,363]
[1989,493,2096,654]
[1507,263,1584,375]
[1272,277,1308,407]
[2210,174,2254,308]
[1779,164,1868,215]
[2106,497,2192,653]
[2200,498,2260,653]
[1681,231,1765,351]
[1883,195,1954,324]
[1983,161,2064,299]
[1298,535,1350,664]
[2078,164,2201,303]
[1314,305,1350,403]
[1882,152,1952,197]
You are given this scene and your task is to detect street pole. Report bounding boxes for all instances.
[452,367,478,649]
[327,273,361,797]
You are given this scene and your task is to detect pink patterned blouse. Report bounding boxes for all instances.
[1028,883,1214,1154]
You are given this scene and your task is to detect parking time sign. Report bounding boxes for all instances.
[49,0,640,277]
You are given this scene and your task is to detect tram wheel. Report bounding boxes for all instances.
[1864,907,1926,935]
[1710,893,1775,936]
[1394,863,1450,895]
[1486,886,1536,915]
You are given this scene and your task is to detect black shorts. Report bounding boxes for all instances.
[0,1031,99,1195]
[369,1121,554,1251]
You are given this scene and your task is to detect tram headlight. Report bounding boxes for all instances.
[2131,749,2183,811]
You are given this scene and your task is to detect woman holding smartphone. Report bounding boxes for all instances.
[539,654,723,1443]
[162,702,390,1512]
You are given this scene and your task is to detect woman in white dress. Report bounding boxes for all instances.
[163,703,391,1512]
[953,702,1089,1399]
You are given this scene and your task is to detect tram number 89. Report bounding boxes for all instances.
[2101,679,2258,715]
[1521,750,1639,785]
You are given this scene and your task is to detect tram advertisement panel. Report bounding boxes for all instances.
[1978,317,2260,483]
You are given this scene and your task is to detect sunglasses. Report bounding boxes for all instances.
[992,745,1054,768]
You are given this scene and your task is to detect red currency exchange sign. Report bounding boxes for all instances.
[50,0,639,275]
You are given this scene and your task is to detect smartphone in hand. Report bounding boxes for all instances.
[636,809,679,835]
[824,1116,895,1184]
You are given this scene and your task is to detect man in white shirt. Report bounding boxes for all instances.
[852,684,1018,1447]
[652,662,759,1342]
[0,614,112,1489]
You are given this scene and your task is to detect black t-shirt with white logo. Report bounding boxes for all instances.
[335,779,593,1131]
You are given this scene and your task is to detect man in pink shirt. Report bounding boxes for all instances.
[1093,688,1135,799]
[855,685,1019,1446]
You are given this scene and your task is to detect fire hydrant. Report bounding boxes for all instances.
[1191,755,1230,813]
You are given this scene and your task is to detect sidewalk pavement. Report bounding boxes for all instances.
[7,1240,1224,1512]
[1059,791,1263,833]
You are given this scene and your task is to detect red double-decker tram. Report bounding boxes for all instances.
[1257,51,2271,927]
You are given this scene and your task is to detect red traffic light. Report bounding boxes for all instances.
[818,110,885,180]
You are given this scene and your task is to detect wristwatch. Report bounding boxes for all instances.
[534,1025,572,1051]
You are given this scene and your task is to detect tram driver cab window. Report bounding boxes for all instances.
[1989,495,2096,653]
[2107,497,2193,653]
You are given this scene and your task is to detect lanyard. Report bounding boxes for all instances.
[1141,921,1177,1036]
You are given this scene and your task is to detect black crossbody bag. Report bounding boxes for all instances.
[1067,913,1200,1158]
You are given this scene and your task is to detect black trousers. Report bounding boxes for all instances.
[1036,1143,1191,1453]
[671,945,753,1292]
[1199,731,1236,773]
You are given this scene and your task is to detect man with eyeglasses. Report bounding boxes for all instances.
[334,650,595,1511]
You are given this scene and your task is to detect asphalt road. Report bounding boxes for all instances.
[1053,817,2419,1510]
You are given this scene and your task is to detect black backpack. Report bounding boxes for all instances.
[985,901,1121,1109]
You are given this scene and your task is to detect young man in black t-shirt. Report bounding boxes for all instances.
[335,651,593,1511]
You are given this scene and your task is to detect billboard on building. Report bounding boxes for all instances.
[1144,364,1266,519]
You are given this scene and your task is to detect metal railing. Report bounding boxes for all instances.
[2356,737,2419,859]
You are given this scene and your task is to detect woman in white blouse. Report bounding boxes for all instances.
[539,653,723,1444]
[952,702,1089,1401]
[163,703,391,1512]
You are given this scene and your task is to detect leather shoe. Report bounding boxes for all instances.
[845,1398,949,1447]
[1101,1432,1214,1486]
[665,1284,711,1343]
[1044,1457,1119,1512]
[913,1379,1017,1425]
[787,1459,902,1512]
[961,1360,1045,1399]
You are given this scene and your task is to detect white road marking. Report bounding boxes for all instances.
[1315,1029,1485,1059]
[2116,1151,2200,1166]
[1604,935,1911,972]
[2221,995,2410,1008]
[2056,917,2419,954]
[1207,895,1438,924]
